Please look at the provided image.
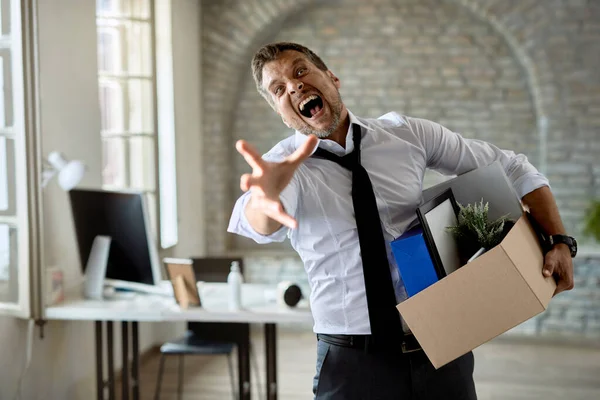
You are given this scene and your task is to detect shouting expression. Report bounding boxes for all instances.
[261,50,346,138]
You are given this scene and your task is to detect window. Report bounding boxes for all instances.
[96,0,177,248]
[0,137,18,301]
[0,0,31,317]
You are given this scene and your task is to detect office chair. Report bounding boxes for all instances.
[154,257,261,400]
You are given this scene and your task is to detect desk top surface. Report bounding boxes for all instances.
[45,282,314,324]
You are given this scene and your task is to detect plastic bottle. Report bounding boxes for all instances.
[227,261,243,310]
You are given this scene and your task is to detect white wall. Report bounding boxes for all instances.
[171,0,205,259]
[0,1,201,398]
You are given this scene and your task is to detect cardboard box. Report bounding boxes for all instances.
[396,213,556,369]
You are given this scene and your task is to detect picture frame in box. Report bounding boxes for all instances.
[416,188,462,278]
[164,257,201,308]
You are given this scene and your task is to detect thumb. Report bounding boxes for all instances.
[543,257,556,278]
[287,135,318,165]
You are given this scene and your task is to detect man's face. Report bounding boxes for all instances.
[261,50,344,138]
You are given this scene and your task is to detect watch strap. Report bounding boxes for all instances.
[548,234,577,257]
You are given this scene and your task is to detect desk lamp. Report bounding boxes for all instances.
[41,151,86,190]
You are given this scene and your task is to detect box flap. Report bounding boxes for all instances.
[397,245,545,369]
[500,215,556,308]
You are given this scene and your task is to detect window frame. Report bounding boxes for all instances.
[0,0,35,318]
[96,0,178,249]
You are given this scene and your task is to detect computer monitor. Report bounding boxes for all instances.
[68,188,163,293]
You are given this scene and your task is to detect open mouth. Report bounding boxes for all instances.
[298,95,324,118]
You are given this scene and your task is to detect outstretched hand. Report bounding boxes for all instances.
[236,135,318,229]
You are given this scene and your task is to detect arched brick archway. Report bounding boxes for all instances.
[201,0,314,253]
[202,0,592,254]
[452,0,560,175]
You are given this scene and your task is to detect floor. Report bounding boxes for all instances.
[140,329,600,400]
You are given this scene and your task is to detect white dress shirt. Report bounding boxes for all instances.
[227,110,549,335]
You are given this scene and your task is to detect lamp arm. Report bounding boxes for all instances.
[41,162,57,188]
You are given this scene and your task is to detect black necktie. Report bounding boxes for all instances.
[313,124,402,340]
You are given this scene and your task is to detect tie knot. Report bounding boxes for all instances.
[311,124,363,171]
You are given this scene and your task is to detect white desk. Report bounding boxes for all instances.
[45,283,313,400]
[46,283,313,323]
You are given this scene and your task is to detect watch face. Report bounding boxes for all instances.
[563,236,577,257]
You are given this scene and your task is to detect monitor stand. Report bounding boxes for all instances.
[83,234,172,300]
[83,235,112,300]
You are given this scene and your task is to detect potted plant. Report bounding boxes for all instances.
[446,199,514,265]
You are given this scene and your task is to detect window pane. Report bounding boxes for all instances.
[99,81,124,132]
[0,137,15,216]
[0,0,10,38]
[98,0,150,19]
[158,125,178,248]
[145,192,157,239]
[128,136,154,190]
[127,22,151,76]
[97,0,125,17]
[97,28,121,74]
[0,137,7,211]
[128,79,153,132]
[130,0,151,19]
[0,224,18,303]
[102,137,127,187]
[0,48,13,129]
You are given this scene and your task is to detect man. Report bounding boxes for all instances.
[227,42,575,399]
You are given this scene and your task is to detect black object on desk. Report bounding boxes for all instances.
[69,188,163,289]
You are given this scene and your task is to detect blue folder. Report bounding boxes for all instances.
[391,224,440,297]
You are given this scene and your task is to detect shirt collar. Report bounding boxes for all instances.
[293,109,373,156]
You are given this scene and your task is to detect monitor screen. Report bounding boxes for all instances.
[68,189,162,286]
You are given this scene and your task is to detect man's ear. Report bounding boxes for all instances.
[327,70,341,89]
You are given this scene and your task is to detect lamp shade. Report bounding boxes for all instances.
[46,151,86,190]
[58,160,85,190]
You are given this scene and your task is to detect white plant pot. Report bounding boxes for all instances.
[467,247,487,263]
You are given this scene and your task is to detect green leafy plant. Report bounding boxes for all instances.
[583,200,600,242]
[446,199,513,259]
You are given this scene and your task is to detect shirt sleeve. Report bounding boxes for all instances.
[406,116,550,198]
[227,168,300,244]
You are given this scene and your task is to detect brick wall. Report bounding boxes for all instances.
[527,254,600,338]
[201,0,600,339]
[229,0,540,250]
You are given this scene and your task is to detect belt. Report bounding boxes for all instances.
[316,333,422,354]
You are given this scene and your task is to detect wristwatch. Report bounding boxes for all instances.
[548,234,578,258]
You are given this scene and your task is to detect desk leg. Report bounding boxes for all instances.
[238,324,251,400]
[265,323,278,400]
[132,322,140,400]
[107,321,115,400]
[95,321,103,400]
[122,322,129,400]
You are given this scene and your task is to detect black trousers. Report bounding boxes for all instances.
[312,338,477,400]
